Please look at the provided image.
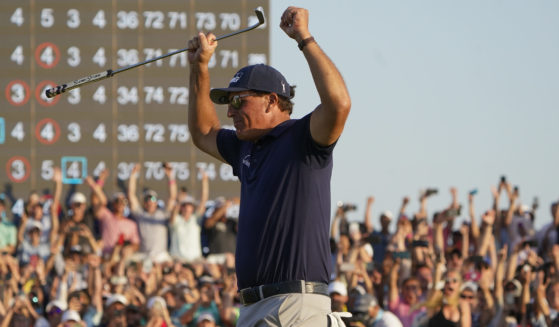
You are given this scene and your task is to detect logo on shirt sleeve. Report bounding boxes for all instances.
[242,155,251,168]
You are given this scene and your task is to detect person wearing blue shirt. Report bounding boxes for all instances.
[186,6,351,326]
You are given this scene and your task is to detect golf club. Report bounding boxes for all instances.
[45,6,265,99]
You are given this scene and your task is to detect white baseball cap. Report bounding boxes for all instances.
[382,210,394,220]
[328,280,348,296]
[46,300,67,312]
[61,310,82,322]
[197,313,215,323]
[27,220,43,232]
[70,192,87,204]
[105,293,128,307]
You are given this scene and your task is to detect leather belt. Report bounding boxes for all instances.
[239,280,329,305]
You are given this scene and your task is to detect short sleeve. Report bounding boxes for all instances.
[301,113,336,168]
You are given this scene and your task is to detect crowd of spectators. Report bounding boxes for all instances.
[0,169,557,327]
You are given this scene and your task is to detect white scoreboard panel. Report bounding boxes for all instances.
[1,0,269,201]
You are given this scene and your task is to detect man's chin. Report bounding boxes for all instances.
[235,129,258,142]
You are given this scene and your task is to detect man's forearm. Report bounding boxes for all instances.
[188,63,220,146]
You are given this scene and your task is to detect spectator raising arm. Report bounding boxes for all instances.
[504,182,517,228]
[399,196,410,218]
[204,199,232,230]
[196,170,209,217]
[467,191,480,242]
[477,210,495,258]
[364,196,374,234]
[163,163,177,215]
[128,163,142,213]
[85,175,107,218]
[388,259,401,305]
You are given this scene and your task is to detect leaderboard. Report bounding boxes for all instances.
[1,0,269,200]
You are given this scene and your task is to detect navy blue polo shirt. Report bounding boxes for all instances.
[217,113,335,289]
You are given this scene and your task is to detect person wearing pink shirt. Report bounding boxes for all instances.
[85,176,140,254]
[389,260,426,327]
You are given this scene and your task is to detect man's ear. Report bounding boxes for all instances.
[266,93,279,113]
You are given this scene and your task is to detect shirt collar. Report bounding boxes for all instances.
[260,118,296,141]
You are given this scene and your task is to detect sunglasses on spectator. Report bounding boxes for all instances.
[144,196,157,203]
[228,93,257,110]
[48,307,63,315]
[404,285,420,291]
[460,294,475,299]
[113,309,126,317]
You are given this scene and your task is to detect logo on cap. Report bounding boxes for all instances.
[230,72,243,84]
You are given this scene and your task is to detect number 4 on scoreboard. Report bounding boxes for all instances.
[61,156,87,184]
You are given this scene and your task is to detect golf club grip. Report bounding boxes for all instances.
[45,70,113,98]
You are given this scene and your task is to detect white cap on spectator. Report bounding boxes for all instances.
[349,222,360,235]
[27,220,43,232]
[362,243,374,259]
[197,313,215,323]
[61,310,82,322]
[381,210,394,220]
[105,293,128,307]
[180,195,197,205]
[110,192,126,202]
[460,281,478,293]
[147,296,166,309]
[505,279,523,297]
[46,300,67,312]
[328,280,348,296]
[143,189,158,200]
[70,192,87,204]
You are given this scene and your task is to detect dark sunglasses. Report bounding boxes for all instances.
[144,196,157,203]
[404,285,420,291]
[48,307,63,315]
[460,294,475,299]
[228,93,257,109]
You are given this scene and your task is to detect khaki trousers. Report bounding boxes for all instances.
[237,293,331,327]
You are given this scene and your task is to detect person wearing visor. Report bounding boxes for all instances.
[187,6,351,326]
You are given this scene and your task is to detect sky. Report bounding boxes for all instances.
[268,1,559,230]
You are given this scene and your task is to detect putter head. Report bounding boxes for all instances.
[254,7,265,26]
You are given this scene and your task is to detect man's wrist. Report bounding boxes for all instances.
[298,36,316,51]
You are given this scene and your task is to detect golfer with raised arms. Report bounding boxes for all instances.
[187,6,351,326]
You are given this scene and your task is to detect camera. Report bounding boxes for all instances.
[425,188,438,197]
[337,201,357,212]
[446,205,462,217]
